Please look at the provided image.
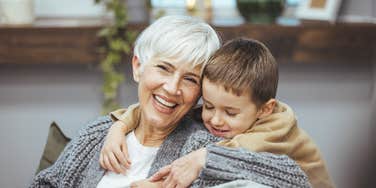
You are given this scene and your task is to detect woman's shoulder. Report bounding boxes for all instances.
[31,115,112,187]
[77,115,113,137]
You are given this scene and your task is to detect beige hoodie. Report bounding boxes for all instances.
[110,101,334,188]
[217,101,334,188]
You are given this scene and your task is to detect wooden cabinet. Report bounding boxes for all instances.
[0,18,375,64]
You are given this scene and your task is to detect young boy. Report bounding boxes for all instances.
[104,38,334,188]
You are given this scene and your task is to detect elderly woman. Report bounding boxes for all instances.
[31,16,309,188]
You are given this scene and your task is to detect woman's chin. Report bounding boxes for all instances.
[144,116,174,129]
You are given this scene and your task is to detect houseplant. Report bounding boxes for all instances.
[95,0,136,114]
[236,0,285,24]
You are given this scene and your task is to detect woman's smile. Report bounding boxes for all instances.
[152,94,178,114]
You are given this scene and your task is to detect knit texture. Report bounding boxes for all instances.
[30,116,112,188]
[198,144,311,188]
[30,115,311,188]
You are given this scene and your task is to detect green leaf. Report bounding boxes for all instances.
[110,38,124,51]
[98,28,110,37]
[95,0,131,113]
[123,43,131,54]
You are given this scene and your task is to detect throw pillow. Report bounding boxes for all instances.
[36,122,71,174]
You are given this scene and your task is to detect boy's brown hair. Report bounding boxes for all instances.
[203,38,278,108]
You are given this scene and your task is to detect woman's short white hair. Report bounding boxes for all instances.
[134,15,221,71]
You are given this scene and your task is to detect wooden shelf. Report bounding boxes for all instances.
[0,18,375,64]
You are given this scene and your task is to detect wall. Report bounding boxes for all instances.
[0,62,136,187]
[278,63,374,188]
[339,0,375,18]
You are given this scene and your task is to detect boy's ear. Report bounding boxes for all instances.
[257,99,276,119]
[132,56,141,82]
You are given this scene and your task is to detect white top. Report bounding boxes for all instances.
[97,131,159,188]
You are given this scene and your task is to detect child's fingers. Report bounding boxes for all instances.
[113,148,129,169]
[149,165,171,182]
[162,173,175,188]
[103,154,115,173]
[108,152,126,174]
[99,153,107,170]
[113,142,130,167]
[121,143,132,166]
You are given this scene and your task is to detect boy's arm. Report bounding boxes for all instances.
[99,103,140,174]
[150,145,311,188]
[109,103,140,134]
[198,144,312,188]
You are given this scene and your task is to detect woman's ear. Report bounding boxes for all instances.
[257,99,276,119]
[132,56,141,82]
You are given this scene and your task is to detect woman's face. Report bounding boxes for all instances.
[132,56,201,130]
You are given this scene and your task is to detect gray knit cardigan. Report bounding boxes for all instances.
[30,115,311,188]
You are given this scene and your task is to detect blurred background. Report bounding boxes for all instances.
[0,0,375,187]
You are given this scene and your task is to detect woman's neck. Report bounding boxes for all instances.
[134,118,177,147]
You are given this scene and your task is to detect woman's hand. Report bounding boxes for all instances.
[99,121,131,174]
[130,179,163,188]
[150,148,207,188]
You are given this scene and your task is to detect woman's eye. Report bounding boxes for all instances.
[184,77,198,84]
[156,65,169,71]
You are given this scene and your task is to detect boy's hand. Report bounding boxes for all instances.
[150,148,207,188]
[130,179,163,188]
[99,121,131,174]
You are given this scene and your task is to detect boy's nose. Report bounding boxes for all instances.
[210,112,224,127]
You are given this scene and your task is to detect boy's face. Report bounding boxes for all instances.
[201,78,262,139]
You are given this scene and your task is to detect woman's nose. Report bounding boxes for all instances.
[163,75,181,95]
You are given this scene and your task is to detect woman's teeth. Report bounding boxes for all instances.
[154,95,177,108]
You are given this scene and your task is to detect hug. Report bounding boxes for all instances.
[31,15,332,188]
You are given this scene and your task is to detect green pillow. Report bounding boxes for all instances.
[36,122,71,174]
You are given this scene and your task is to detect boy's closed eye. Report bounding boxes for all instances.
[203,99,239,116]
[225,110,238,117]
[203,102,214,110]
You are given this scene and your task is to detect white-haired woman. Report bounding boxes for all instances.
[31,16,309,188]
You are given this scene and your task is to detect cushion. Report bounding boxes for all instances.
[36,122,71,174]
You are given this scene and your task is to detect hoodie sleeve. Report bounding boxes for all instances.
[109,103,140,134]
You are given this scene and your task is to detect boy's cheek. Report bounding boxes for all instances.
[202,120,211,131]
[201,111,210,127]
